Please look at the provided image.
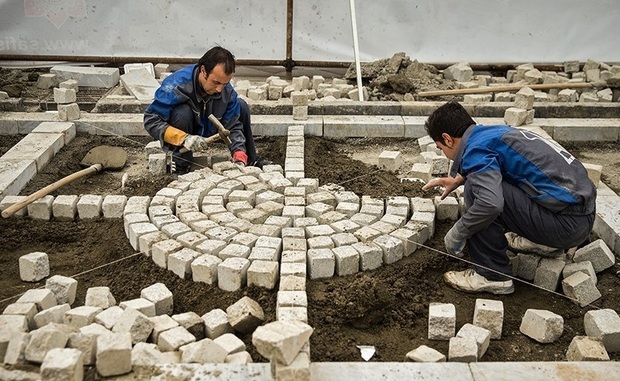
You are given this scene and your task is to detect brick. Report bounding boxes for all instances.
[332,245,359,276]
[428,303,456,340]
[52,195,78,220]
[140,283,174,315]
[226,296,265,334]
[573,239,615,273]
[19,251,50,282]
[102,195,127,218]
[27,195,53,220]
[45,275,77,305]
[519,309,563,343]
[566,336,609,361]
[405,345,446,362]
[67,332,96,365]
[3,302,37,330]
[157,326,196,352]
[434,196,459,221]
[378,150,402,172]
[213,332,246,355]
[17,289,57,311]
[473,299,504,339]
[352,241,383,271]
[96,332,132,377]
[34,304,71,329]
[64,306,102,329]
[152,239,183,268]
[372,234,404,264]
[562,272,601,307]
[168,248,201,279]
[516,253,541,281]
[94,306,123,330]
[40,348,83,381]
[149,315,178,343]
[448,336,478,362]
[180,338,227,363]
[307,248,335,279]
[217,258,250,292]
[247,260,279,289]
[112,308,154,344]
[202,309,233,339]
[456,323,491,358]
[584,309,620,353]
[85,286,116,309]
[172,311,205,340]
[252,320,313,365]
[534,257,566,292]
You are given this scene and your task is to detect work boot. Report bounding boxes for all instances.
[505,232,560,257]
[443,269,514,295]
[250,156,272,169]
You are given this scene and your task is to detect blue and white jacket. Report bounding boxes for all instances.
[143,64,246,154]
[451,124,596,238]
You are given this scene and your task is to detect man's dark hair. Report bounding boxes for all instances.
[425,101,475,142]
[198,46,236,75]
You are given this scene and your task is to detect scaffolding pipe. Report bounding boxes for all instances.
[0,54,606,73]
[349,0,364,101]
[285,0,295,74]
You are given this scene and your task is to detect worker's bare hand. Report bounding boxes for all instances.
[422,175,464,200]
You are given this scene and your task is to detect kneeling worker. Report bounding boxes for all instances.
[144,46,270,173]
[422,101,596,295]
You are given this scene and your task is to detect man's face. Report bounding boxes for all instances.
[200,63,232,95]
[435,133,458,160]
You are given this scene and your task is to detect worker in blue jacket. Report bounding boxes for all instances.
[422,101,596,294]
[144,46,269,173]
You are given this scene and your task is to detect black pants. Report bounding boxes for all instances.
[169,98,258,168]
[465,181,595,281]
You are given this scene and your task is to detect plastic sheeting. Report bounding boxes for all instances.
[0,0,618,63]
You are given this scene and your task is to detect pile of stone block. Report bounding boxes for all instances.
[520,307,620,361]
[415,298,619,363]
[503,86,536,127]
[512,238,615,307]
[444,59,619,104]
[236,74,365,103]
[252,320,313,380]
[0,280,271,378]
[54,79,80,122]
[410,298,502,362]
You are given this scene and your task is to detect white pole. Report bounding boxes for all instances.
[349,0,364,101]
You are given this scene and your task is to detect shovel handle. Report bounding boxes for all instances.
[1,164,103,218]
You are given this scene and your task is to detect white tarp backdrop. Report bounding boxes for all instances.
[0,0,618,63]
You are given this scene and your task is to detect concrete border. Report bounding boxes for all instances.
[1,112,620,143]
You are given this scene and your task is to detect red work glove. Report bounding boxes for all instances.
[232,150,248,166]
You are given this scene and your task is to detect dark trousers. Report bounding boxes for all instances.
[169,98,257,168]
[465,181,595,281]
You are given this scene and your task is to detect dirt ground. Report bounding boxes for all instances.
[0,133,619,376]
